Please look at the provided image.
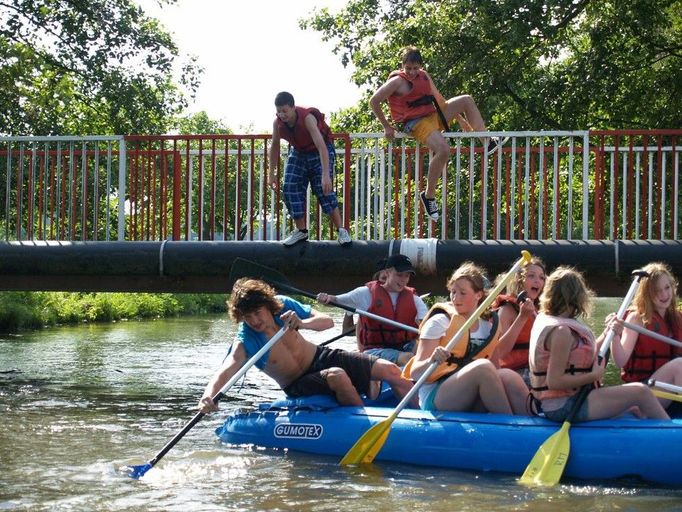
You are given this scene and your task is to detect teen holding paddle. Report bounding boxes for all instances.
[611,262,682,409]
[528,267,669,423]
[493,257,547,382]
[199,278,414,411]
[317,254,427,366]
[402,262,529,415]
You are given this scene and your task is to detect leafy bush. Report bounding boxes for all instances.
[0,292,229,333]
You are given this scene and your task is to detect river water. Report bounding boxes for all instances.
[1,303,681,511]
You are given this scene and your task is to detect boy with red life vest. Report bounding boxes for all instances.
[612,262,682,410]
[369,46,506,222]
[317,254,427,366]
[528,267,669,423]
[493,257,547,381]
[267,91,352,247]
[402,262,529,414]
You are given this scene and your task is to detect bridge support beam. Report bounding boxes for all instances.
[1,239,681,296]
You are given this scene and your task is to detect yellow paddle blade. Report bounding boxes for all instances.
[519,421,571,487]
[340,417,393,465]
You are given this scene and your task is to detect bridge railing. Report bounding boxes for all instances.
[0,136,126,241]
[1,130,680,242]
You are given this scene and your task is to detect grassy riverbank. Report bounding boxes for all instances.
[0,291,229,332]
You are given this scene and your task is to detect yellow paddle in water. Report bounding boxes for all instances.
[340,250,532,465]
[519,269,649,487]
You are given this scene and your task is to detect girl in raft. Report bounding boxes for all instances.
[493,256,547,381]
[528,266,669,422]
[403,262,530,415]
[611,262,682,409]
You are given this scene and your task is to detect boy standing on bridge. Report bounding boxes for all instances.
[370,46,506,222]
[268,91,352,247]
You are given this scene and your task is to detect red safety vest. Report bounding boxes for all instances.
[357,280,419,351]
[621,311,682,382]
[493,294,534,371]
[529,314,595,401]
[275,106,331,152]
[386,70,435,123]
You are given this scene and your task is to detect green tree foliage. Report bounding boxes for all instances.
[0,291,228,332]
[0,0,202,135]
[173,111,232,135]
[304,0,682,131]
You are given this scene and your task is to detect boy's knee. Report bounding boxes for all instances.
[326,367,353,389]
[374,360,401,381]
[432,139,450,156]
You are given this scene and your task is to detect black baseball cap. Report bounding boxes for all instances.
[384,254,416,275]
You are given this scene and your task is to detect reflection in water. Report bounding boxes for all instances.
[1,305,681,511]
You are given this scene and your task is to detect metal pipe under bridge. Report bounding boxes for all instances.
[1,130,680,295]
[2,239,681,296]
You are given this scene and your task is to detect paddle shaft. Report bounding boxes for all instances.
[649,379,682,394]
[623,321,682,348]
[142,326,289,470]
[273,279,420,334]
[319,327,356,347]
[599,270,649,361]
[320,293,430,349]
[230,257,422,334]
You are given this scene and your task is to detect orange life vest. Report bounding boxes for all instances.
[386,70,435,124]
[529,314,595,401]
[402,302,500,384]
[357,280,419,351]
[493,294,534,371]
[621,310,682,382]
[275,106,331,152]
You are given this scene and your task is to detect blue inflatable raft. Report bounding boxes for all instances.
[216,391,682,486]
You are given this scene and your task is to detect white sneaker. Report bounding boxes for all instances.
[487,136,509,156]
[337,227,352,246]
[282,229,308,246]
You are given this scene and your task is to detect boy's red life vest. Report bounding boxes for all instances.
[357,280,419,351]
[386,70,435,124]
[275,106,331,152]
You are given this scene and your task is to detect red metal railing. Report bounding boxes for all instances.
[1,130,680,242]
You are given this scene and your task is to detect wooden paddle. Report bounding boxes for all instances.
[229,257,420,334]
[519,269,649,487]
[125,326,289,479]
[340,250,532,465]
